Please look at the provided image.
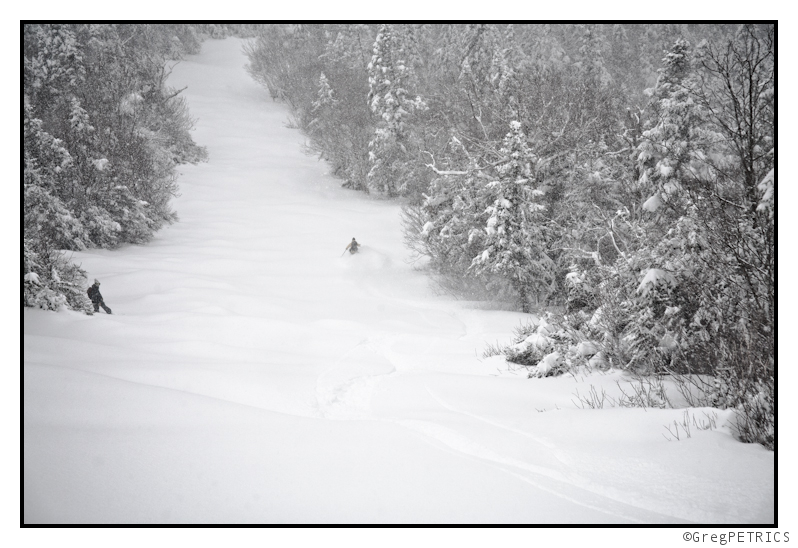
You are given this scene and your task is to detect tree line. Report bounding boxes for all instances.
[245,24,774,448]
[22,24,259,311]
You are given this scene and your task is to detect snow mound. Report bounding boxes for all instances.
[643,193,662,212]
[637,268,676,296]
[531,351,562,377]
[512,332,551,352]
[576,341,599,357]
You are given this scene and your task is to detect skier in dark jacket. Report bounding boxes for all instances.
[87,279,112,314]
[344,237,360,254]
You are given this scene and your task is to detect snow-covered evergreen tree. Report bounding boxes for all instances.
[470,122,554,312]
[637,39,704,222]
[24,108,93,312]
[367,24,427,197]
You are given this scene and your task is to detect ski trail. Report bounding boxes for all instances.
[425,385,559,449]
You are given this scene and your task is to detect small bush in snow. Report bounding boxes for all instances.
[485,312,607,378]
[23,245,92,313]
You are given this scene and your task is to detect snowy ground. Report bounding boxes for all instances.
[23,38,774,526]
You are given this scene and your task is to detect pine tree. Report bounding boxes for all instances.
[367,24,427,196]
[23,107,93,311]
[314,26,374,191]
[470,122,554,311]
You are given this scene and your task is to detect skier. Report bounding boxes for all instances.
[87,279,112,314]
[344,237,360,255]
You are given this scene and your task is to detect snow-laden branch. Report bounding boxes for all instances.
[162,86,188,103]
[423,152,469,175]
[422,151,507,177]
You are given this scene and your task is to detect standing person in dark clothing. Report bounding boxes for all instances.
[87,279,112,314]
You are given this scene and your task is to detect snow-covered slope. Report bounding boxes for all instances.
[23,38,774,525]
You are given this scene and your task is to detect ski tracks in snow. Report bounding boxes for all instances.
[314,337,397,420]
[407,386,676,524]
[313,337,670,522]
